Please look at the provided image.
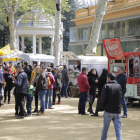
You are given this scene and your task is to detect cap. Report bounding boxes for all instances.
[24,61,28,64]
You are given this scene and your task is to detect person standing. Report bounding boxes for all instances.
[45,67,55,109]
[92,68,108,116]
[0,64,4,106]
[55,67,62,104]
[3,68,13,104]
[78,67,90,115]
[116,67,127,118]
[12,65,29,119]
[32,66,40,114]
[37,66,48,115]
[9,61,16,76]
[30,64,37,84]
[61,65,69,98]
[87,68,98,114]
[100,73,122,140]
[52,69,58,105]
[23,61,32,82]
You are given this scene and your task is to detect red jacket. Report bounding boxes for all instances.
[78,72,90,92]
[48,73,55,89]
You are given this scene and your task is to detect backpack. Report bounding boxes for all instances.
[47,77,51,86]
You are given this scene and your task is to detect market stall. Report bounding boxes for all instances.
[21,53,55,67]
[0,44,23,64]
[102,38,140,107]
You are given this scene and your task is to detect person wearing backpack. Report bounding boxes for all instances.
[37,66,48,115]
[45,67,55,109]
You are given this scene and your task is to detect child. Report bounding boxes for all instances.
[26,84,35,117]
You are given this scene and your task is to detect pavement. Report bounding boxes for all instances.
[0,96,140,140]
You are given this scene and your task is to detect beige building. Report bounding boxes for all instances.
[69,0,140,55]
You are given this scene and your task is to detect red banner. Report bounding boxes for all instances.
[102,38,125,60]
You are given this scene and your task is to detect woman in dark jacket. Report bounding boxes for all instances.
[4,68,14,104]
[87,68,99,114]
[52,69,58,105]
[92,68,108,116]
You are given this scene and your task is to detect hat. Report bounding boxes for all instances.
[24,61,28,64]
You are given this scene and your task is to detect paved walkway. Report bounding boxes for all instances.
[0,96,140,140]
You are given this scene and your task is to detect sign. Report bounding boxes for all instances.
[102,38,125,60]
[137,82,140,96]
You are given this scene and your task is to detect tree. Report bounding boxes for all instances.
[84,0,108,55]
[0,0,69,50]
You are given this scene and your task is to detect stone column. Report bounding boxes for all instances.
[50,36,54,55]
[33,35,36,54]
[76,28,79,41]
[17,35,19,50]
[39,37,42,54]
[105,24,109,38]
[124,20,129,36]
[21,36,25,51]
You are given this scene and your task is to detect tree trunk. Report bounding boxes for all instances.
[8,10,16,50]
[84,0,108,55]
[54,2,62,67]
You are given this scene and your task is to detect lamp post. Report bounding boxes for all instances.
[54,0,62,67]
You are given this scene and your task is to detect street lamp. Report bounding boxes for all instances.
[54,0,60,11]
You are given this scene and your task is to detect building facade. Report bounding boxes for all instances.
[69,0,140,56]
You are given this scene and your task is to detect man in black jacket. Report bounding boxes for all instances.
[116,67,127,118]
[23,61,32,82]
[12,65,29,119]
[100,73,122,140]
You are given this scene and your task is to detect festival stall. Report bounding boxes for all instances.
[21,53,55,67]
[0,44,23,64]
[102,38,140,107]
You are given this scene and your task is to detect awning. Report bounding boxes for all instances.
[21,53,55,63]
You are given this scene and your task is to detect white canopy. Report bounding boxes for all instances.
[0,51,23,59]
[78,56,108,65]
[21,53,55,63]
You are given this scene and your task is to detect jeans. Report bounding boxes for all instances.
[101,111,122,140]
[61,82,68,97]
[39,90,47,113]
[122,93,127,115]
[78,92,88,114]
[45,89,53,108]
[26,94,33,115]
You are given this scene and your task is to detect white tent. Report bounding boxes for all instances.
[21,53,55,65]
[0,50,23,59]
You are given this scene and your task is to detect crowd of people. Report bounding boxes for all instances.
[0,61,70,119]
[0,60,128,139]
[78,67,127,140]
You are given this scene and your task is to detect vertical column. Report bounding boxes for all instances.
[88,27,91,40]
[33,35,36,54]
[21,36,25,51]
[125,20,129,36]
[17,35,19,50]
[39,37,42,54]
[50,36,54,55]
[76,28,79,41]
[105,24,109,38]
